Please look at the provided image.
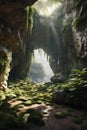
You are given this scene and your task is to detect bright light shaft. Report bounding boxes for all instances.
[33,0,61,16]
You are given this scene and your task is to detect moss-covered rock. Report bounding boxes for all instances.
[55,111,69,119]
[53,68,87,109]
[27,109,45,126]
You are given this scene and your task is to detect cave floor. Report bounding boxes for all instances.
[8,100,87,130]
[0,79,87,130]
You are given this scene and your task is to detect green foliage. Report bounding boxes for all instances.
[27,109,45,126]
[57,68,87,108]
[0,90,6,100]
[26,6,34,34]
[0,78,57,105]
[0,68,87,128]
[60,68,87,89]
[55,111,69,118]
[73,16,87,29]
[73,116,83,124]
[0,112,18,129]
[0,57,8,74]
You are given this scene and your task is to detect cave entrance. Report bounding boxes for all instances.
[29,49,54,83]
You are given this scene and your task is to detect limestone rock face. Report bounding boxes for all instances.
[49,0,87,76]
[0,0,37,50]
[72,0,87,67]
[0,46,12,90]
[0,0,87,87]
[0,0,37,88]
[66,0,87,64]
[30,0,87,79]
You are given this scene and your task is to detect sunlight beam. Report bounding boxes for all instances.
[33,0,62,17]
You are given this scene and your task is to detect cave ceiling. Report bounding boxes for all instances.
[0,0,38,50]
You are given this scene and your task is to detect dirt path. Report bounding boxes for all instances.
[9,101,86,130]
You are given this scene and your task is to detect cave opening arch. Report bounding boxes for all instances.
[29,48,54,83]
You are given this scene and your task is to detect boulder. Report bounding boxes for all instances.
[51,73,65,83]
[53,89,69,104]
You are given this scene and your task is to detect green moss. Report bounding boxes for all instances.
[73,116,83,124]
[73,16,87,29]
[24,100,32,106]
[0,112,18,129]
[55,111,69,119]
[27,109,45,126]
[17,104,25,108]
[26,6,34,34]
[0,68,87,129]
[0,91,6,100]
[0,57,8,74]
[56,69,87,109]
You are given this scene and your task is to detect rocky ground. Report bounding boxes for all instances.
[8,101,87,130]
[0,80,87,130]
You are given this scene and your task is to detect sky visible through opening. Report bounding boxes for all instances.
[29,0,62,82]
[30,49,54,83]
[33,0,61,17]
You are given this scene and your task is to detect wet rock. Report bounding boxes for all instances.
[51,73,65,83]
[53,89,69,104]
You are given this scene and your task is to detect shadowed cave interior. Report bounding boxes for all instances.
[0,0,87,130]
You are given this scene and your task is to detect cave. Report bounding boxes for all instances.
[0,0,87,130]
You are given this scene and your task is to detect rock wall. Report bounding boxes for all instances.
[49,0,87,78]
[0,0,37,89]
[29,0,87,80]
[72,0,87,67]
[0,46,12,89]
[0,0,87,88]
